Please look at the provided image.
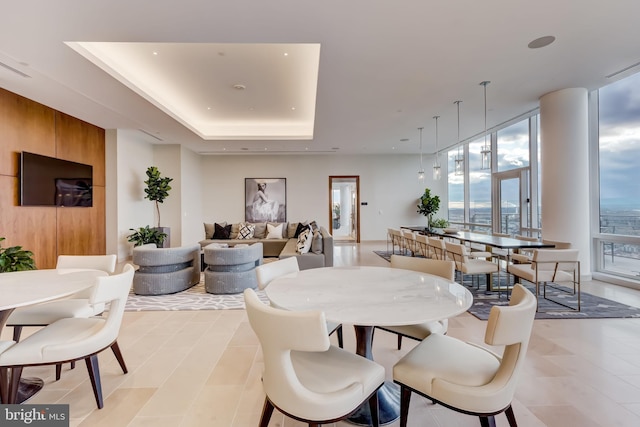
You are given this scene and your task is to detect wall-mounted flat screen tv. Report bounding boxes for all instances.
[20,152,93,207]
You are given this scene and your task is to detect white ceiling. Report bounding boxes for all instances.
[1,1,640,155]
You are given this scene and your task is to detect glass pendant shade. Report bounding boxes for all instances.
[454,101,464,175]
[480,81,491,170]
[417,127,425,182]
[432,115,441,181]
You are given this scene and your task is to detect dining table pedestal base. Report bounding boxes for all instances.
[347,381,400,426]
[16,377,44,404]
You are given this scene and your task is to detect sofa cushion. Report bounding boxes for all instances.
[311,229,323,254]
[252,222,267,239]
[238,223,255,239]
[213,223,232,239]
[296,228,313,254]
[266,223,284,239]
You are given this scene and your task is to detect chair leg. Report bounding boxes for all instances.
[399,386,412,427]
[7,366,23,404]
[0,367,8,403]
[368,390,380,427]
[397,335,403,350]
[55,364,62,381]
[85,355,104,409]
[70,361,76,369]
[505,404,518,427]
[479,415,497,427]
[12,326,23,342]
[258,397,275,427]
[336,325,343,349]
[110,341,128,374]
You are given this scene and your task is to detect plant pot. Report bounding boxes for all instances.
[154,227,170,248]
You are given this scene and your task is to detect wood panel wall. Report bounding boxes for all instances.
[0,88,106,269]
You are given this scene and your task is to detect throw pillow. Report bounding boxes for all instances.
[204,223,215,239]
[296,228,313,254]
[230,223,240,239]
[294,222,310,238]
[309,220,319,232]
[213,223,231,239]
[252,222,267,239]
[288,222,300,239]
[238,223,255,239]
[311,229,323,254]
[266,223,283,239]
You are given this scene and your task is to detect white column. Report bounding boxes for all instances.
[539,88,591,277]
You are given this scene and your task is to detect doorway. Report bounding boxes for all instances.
[329,176,360,243]
[492,169,530,235]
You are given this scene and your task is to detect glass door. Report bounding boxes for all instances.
[493,169,530,235]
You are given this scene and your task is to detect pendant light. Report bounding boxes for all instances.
[454,100,464,176]
[480,81,491,170]
[432,115,441,180]
[417,127,425,182]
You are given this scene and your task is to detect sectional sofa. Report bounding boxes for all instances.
[199,221,333,270]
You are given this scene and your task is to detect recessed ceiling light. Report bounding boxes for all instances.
[207,107,211,110]
[152,51,158,56]
[284,52,289,56]
[233,84,246,90]
[264,147,268,151]
[528,36,556,49]
[291,107,296,110]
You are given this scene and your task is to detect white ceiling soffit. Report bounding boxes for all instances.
[66,42,320,140]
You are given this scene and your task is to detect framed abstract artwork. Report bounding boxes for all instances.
[245,178,287,222]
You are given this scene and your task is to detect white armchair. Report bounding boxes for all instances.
[393,284,537,427]
[255,257,343,348]
[0,264,135,408]
[244,288,385,426]
[508,249,580,311]
[374,256,455,350]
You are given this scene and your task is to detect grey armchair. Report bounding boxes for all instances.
[132,244,201,295]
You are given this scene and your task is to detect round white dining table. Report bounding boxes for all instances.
[266,265,473,426]
[0,269,107,403]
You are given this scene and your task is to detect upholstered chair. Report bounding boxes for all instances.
[393,284,537,427]
[374,256,454,350]
[427,237,447,260]
[445,241,499,291]
[510,235,540,264]
[0,264,135,408]
[133,244,201,295]
[244,288,385,426]
[7,254,118,342]
[414,234,430,258]
[507,249,580,311]
[389,228,404,255]
[255,257,343,348]
[401,229,418,256]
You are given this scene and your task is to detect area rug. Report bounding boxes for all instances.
[374,250,640,320]
[125,280,269,311]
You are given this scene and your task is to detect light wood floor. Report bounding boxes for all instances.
[3,241,640,427]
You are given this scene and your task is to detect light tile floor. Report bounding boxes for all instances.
[3,241,640,427]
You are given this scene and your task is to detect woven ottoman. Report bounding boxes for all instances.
[203,242,263,294]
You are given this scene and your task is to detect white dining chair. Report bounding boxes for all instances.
[374,256,455,350]
[393,284,537,427]
[255,257,343,348]
[445,241,499,291]
[6,254,117,380]
[244,288,385,426]
[0,264,134,408]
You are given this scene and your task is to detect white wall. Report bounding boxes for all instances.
[154,145,182,246]
[112,130,155,260]
[199,154,447,241]
[180,146,203,246]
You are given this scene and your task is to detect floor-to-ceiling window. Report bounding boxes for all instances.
[596,72,640,281]
[468,138,491,231]
[448,149,464,225]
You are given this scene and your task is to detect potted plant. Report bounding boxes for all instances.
[127,226,167,247]
[144,166,173,247]
[0,237,36,272]
[416,188,441,231]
